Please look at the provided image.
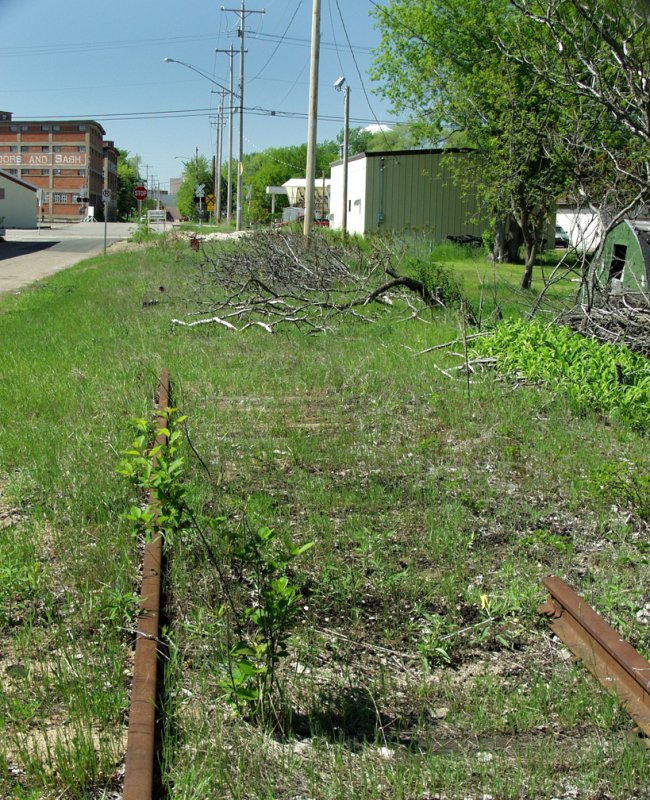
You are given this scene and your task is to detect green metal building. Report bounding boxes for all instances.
[329,148,491,238]
[593,220,650,305]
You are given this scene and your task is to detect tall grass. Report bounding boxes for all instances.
[0,233,647,798]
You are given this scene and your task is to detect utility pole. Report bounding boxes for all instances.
[304,0,321,242]
[195,146,203,226]
[215,89,225,223]
[221,2,265,232]
[216,45,236,226]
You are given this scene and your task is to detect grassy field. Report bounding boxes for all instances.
[0,232,648,799]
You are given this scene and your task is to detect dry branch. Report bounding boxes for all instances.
[174,230,454,333]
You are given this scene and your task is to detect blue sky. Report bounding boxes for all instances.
[0,0,399,191]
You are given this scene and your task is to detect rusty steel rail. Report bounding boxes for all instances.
[538,576,650,738]
[123,369,170,800]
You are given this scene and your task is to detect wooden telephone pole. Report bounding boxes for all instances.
[303,0,321,243]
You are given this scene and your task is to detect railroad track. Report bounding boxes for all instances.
[538,576,650,741]
[122,369,169,800]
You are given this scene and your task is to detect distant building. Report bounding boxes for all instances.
[0,169,38,228]
[102,140,119,221]
[0,112,118,222]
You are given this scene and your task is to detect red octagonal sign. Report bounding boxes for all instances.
[133,185,148,200]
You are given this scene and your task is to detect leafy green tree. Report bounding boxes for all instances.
[240,141,339,223]
[116,149,141,221]
[177,155,214,221]
[510,0,650,244]
[372,0,570,287]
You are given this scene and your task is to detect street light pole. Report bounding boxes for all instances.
[335,77,350,238]
[221,3,265,232]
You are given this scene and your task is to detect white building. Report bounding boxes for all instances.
[282,177,330,219]
[0,170,38,228]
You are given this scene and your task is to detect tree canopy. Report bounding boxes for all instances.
[371,0,650,288]
[116,149,141,221]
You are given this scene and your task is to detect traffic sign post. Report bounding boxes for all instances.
[133,186,148,225]
[102,189,111,255]
[195,183,205,226]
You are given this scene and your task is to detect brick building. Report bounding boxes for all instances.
[0,112,119,222]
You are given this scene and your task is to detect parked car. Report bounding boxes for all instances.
[554,224,570,248]
[275,211,330,228]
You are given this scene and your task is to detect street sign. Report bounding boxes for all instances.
[133,186,148,200]
[195,183,205,199]
[102,188,111,201]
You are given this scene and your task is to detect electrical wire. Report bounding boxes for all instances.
[247,30,373,54]
[327,0,346,77]
[334,0,394,148]
[250,0,304,81]
[11,105,401,125]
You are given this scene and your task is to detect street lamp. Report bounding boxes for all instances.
[164,57,237,227]
[334,76,350,238]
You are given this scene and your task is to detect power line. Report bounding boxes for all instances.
[11,104,401,125]
[334,0,394,149]
[327,0,346,77]
[250,0,305,80]
[0,33,216,58]
[247,30,373,54]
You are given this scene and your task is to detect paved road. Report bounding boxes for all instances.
[0,221,137,296]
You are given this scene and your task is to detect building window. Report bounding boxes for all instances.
[9,145,17,153]
[78,170,86,177]
[78,125,86,132]
[53,193,68,203]
[8,169,17,175]
[10,125,17,132]
[53,125,60,132]
[41,125,50,132]
[41,169,49,176]
[52,145,61,153]
[20,145,29,152]
[41,146,50,152]
[609,244,627,281]
[20,126,28,132]
[0,189,5,199]
[78,145,86,152]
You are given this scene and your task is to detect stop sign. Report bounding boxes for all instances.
[133,186,148,200]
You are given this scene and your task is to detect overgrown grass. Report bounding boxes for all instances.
[0,232,647,798]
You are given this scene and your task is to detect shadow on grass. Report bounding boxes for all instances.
[278,686,425,752]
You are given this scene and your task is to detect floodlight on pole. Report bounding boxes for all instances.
[334,77,350,238]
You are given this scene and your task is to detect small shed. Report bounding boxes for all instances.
[594,219,650,304]
[329,149,494,238]
[0,170,38,228]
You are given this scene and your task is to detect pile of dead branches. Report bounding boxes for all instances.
[172,231,455,334]
[562,302,650,358]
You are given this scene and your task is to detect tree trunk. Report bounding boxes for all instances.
[506,221,523,263]
[517,204,536,289]
[493,217,507,262]
[520,244,537,289]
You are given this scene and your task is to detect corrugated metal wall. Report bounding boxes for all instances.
[363,150,489,238]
